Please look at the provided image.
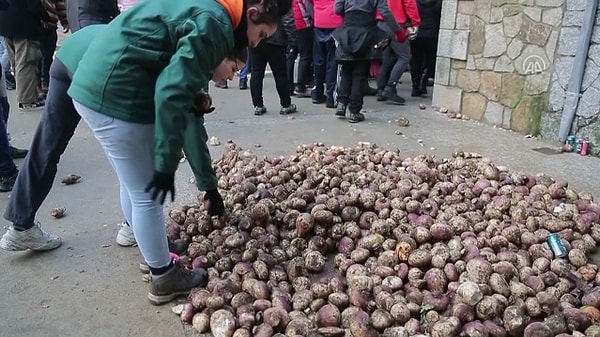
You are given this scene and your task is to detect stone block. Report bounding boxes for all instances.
[480,71,503,100]
[540,111,562,139]
[485,101,505,126]
[524,6,542,21]
[537,0,565,7]
[545,30,559,63]
[520,16,552,46]
[566,0,586,11]
[452,59,468,69]
[490,7,504,23]
[577,84,600,118]
[507,38,524,60]
[503,5,521,17]
[504,13,523,38]
[524,72,552,95]
[548,80,566,112]
[515,44,550,75]
[582,58,600,91]
[592,26,600,44]
[588,44,600,67]
[484,23,508,57]
[461,92,488,120]
[474,0,492,22]
[494,55,516,72]
[466,55,477,70]
[456,69,482,92]
[458,0,474,15]
[563,10,584,27]
[557,27,581,56]
[553,56,574,89]
[450,68,459,86]
[501,73,526,107]
[541,7,565,27]
[469,17,486,54]
[435,57,452,85]
[511,94,547,133]
[503,106,513,129]
[440,0,458,29]
[433,84,463,112]
[437,29,470,60]
[475,57,496,70]
[456,13,470,30]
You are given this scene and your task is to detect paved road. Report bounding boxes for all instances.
[0,72,598,337]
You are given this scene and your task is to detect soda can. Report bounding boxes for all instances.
[573,138,581,153]
[580,140,590,156]
[547,233,567,258]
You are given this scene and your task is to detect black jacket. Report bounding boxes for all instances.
[0,0,51,39]
[66,0,119,32]
[264,10,296,47]
[416,0,441,38]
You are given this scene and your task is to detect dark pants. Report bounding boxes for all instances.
[376,39,410,90]
[312,28,337,104]
[38,28,58,89]
[0,63,15,176]
[410,37,438,89]
[338,60,370,113]
[250,43,291,108]
[286,46,298,93]
[4,59,79,229]
[295,27,314,89]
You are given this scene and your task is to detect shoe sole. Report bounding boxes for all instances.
[116,235,137,247]
[0,238,62,251]
[148,289,192,305]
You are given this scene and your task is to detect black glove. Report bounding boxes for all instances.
[204,189,224,216]
[145,171,175,204]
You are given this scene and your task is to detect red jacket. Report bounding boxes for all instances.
[292,0,312,30]
[376,0,421,27]
[309,0,342,29]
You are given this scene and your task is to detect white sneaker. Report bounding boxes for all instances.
[116,222,137,246]
[0,223,62,251]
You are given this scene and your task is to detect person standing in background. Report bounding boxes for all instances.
[289,0,313,98]
[238,50,251,89]
[409,0,441,97]
[0,0,51,110]
[250,10,297,116]
[39,0,69,97]
[0,38,15,90]
[66,0,119,32]
[375,0,420,104]
[308,0,341,108]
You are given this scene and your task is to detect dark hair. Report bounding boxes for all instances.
[247,0,292,24]
[225,47,248,63]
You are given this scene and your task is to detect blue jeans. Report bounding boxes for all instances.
[0,37,10,74]
[73,100,171,269]
[312,28,338,104]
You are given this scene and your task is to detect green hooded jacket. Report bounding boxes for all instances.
[67,0,240,191]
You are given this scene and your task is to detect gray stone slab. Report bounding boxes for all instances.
[495,55,516,72]
[432,84,463,111]
[524,6,542,21]
[548,80,566,112]
[577,80,600,118]
[515,44,551,75]
[553,55,575,89]
[582,58,600,91]
[440,0,458,29]
[557,27,581,56]
[504,13,523,38]
[484,23,508,57]
[545,30,560,63]
[435,56,452,85]
[537,0,565,7]
[437,29,470,60]
[563,10,585,27]
[507,38,525,60]
[485,101,505,126]
[566,0,586,11]
[503,106,513,129]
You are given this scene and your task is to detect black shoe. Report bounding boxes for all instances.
[312,96,326,104]
[294,86,307,98]
[335,104,347,117]
[280,104,297,115]
[376,89,387,102]
[18,100,45,111]
[9,146,27,159]
[254,106,267,115]
[239,78,248,90]
[168,239,188,255]
[382,86,405,105]
[363,84,378,96]
[0,170,18,192]
[348,112,365,123]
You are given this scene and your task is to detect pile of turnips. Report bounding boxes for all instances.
[166,142,600,337]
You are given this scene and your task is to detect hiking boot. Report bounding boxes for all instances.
[239,78,248,90]
[254,106,267,116]
[335,104,347,117]
[148,263,208,305]
[9,146,28,159]
[382,86,405,105]
[0,223,62,251]
[363,84,378,96]
[376,89,387,102]
[18,100,45,111]
[280,104,297,115]
[116,222,137,246]
[294,86,308,98]
[348,112,365,123]
[0,170,18,192]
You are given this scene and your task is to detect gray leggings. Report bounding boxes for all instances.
[73,100,171,269]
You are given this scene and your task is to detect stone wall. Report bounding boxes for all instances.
[543,0,600,153]
[432,0,564,134]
